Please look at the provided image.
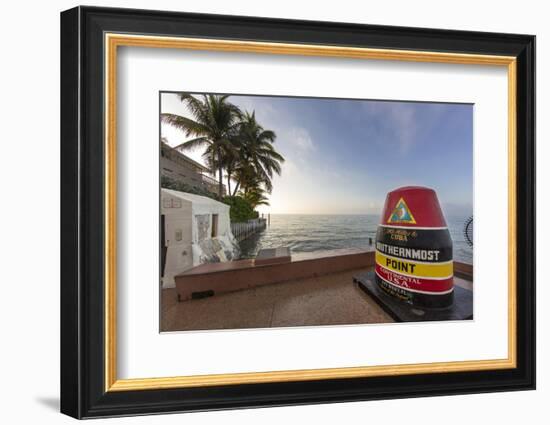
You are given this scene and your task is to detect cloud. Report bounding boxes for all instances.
[359,102,415,154]
[387,104,417,154]
[231,98,316,156]
[289,128,314,152]
[359,101,448,155]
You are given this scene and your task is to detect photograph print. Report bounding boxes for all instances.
[159,92,474,332]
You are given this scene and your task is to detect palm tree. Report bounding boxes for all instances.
[161,94,242,197]
[231,112,284,196]
[242,184,271,209]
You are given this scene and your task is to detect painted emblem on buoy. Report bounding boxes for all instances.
[387,197,416,224]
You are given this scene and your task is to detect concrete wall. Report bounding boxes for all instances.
[175,250,376,300]
[161,193,194,288]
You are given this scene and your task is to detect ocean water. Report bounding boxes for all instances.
[239,214,473,264]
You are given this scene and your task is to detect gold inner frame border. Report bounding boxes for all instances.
[104,33,517,392]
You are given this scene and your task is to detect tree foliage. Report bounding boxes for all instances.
[222,195,259,222]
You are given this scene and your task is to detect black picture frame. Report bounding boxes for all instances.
[60,6,535,419]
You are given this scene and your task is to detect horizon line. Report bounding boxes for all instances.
[259,211,472,216]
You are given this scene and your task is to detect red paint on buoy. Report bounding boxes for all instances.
[382,186,447,228]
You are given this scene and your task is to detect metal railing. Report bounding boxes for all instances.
[200,173,219,187]
[231,218,267,242]
[200,174,226,195]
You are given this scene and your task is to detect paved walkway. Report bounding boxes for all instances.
[161,267,394,331]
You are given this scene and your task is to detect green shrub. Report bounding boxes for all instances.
[222,195,257,223]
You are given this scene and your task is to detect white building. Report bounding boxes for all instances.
[161,188,240,288]
[160,142,225,195]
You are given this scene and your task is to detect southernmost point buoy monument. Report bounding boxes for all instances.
[354,186,473,322]
[375,186,454,308]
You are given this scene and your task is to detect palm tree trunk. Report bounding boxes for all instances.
[227,172,232,196]
[218,165,223,197]
[232,181,240,197]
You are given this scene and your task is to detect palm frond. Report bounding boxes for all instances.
[174,137,210,151]
[258,129,276,143]
[160,113,208,137]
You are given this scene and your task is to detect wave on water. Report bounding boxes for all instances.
[238,214,473,264]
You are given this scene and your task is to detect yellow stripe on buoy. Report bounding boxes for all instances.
[375,251,453,279]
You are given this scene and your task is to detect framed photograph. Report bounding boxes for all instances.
[60,6,535,419]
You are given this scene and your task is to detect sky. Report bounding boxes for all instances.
[161,93,473,216]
